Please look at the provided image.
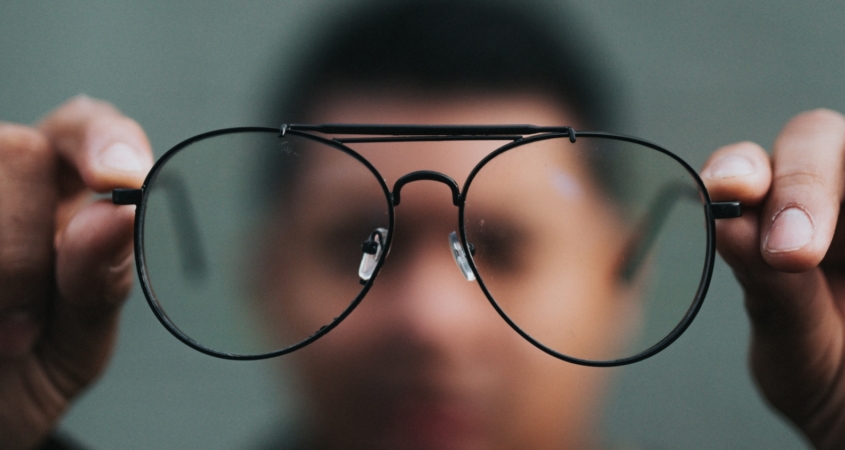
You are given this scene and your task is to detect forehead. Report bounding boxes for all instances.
[304,88,582,184]
[306,87,578,124]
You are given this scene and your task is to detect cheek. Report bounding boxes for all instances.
[516,257,637,361]
[256,237,359,344]
[467,192,636,363]
[504,356,610,448]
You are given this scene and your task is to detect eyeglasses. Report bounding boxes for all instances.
[113,124,740,367]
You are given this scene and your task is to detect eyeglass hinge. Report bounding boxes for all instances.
[567,127,577,143]
[278,124,288,137]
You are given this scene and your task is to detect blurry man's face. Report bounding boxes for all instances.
[259,89,633,450]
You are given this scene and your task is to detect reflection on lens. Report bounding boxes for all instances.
[141,130,390,357]
[463,135,708,363]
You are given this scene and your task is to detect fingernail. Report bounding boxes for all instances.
[98,142,144,173]
[704,154,756,179]
[765,207,814,253]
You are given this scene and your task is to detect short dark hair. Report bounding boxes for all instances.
[270,0,624,129]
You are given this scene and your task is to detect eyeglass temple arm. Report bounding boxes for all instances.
[113,175,208,278]
[619,183,740,282]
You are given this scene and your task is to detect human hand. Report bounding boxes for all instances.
[701,109,845,449]
[0,96,152,449]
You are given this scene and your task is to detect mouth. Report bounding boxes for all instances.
[374,392,487,450]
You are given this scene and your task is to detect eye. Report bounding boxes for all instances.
[467,217,532,277]
[310,209,390,276]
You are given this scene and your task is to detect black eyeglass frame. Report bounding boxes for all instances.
[113,124,741,367]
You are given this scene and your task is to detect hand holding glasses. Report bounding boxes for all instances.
[113,124,740,366]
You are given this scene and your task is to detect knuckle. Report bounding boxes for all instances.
[82,114,144,148]
[709,141,769,168]
[797,108,845,128]
[772,170,827,190]
[727,140,765,154]
[783,109,845,138]
[0,244,51,282]
[63,94,119,116]
[0,123,53,170]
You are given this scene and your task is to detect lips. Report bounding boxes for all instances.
[377,394,486,450]
[321,360,493,450]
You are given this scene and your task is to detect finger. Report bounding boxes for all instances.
[700,141,772,206]
[707,112,845,442]
[710,178,845,429]
[38,95,153,193]
[0,124,57,357]
[720,208,845,440]
[701,140,771,276]
[761,109,845,272]
[39,200,135,397]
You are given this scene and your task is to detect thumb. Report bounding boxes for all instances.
[38,200,135,398]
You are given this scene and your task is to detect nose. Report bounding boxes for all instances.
[363,182,492,353]
[389,170,477,280]
[358,170,472,285]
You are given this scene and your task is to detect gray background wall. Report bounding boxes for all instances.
[3,1,843,448]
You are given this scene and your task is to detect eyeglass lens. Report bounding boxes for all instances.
[464,136,708,362]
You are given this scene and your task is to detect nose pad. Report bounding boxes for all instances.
[359,227,388,283]
[449,231,476,281]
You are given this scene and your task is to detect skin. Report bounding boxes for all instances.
[0,96,153,449]
[0,95,844,449]
[260,90,633,449]
[702,109,845,450]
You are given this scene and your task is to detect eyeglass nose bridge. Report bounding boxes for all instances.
[391,170,462,207]
[388,170,476,282]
